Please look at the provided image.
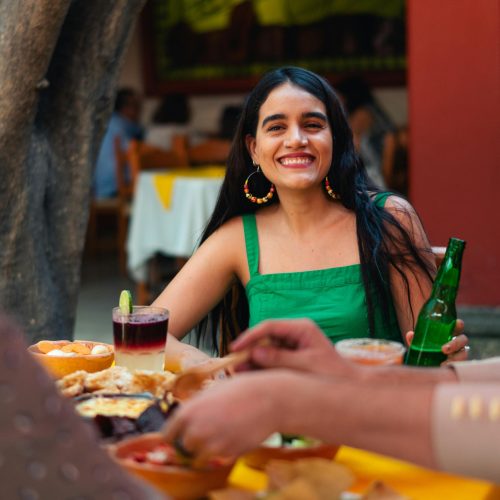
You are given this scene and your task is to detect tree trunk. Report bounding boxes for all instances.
[0,0,146,342]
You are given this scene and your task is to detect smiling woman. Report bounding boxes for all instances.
[152,66,468,364]
[245,84,333,195]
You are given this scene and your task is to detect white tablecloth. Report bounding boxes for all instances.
[127,171,223,281]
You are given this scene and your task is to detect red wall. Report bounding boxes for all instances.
[408,0,500,305]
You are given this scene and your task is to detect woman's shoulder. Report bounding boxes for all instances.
[375,193,424,237]
[371,191,415,213]
[384,195,417,219]
[194,216,246,271]
[209,215,245,240]
[214,207,278,239]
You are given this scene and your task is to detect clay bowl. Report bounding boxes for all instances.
[243,442,340,470]
[110,433,234,499]
[28,340,114,378]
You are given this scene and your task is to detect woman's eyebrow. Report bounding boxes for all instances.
[303,111,328,121]
[262,113,286,128]
[261,111,327,128]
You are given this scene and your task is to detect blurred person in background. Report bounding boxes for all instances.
[145,92,191,149]
[93,88,144,199]
[382,125,409,197]
[218,104,243,141]
[336,76,395,189]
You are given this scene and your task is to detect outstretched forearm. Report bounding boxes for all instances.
[355,362,458,386]
[278,373,436,469]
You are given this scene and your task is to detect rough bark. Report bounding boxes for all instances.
[0,0,146,342]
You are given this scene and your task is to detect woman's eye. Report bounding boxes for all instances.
[267,124,284,132]
[305,122,324,129]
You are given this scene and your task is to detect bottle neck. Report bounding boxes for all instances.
[431,238,464,301]
[430,283,458,302]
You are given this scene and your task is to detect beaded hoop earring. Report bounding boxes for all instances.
[324,176,340,200]
[244,165,275,204]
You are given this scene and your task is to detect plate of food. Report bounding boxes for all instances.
[211,458,408,500]
[55,365,178,442]
[28,340,114,378]
[56,365,176,398]
[110,433,234,500]
[243,433,339,470]
[74,392,178,442]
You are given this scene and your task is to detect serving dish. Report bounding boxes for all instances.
[74,393,177,442]
[110,433,234,499]
[243,434,339,470]
[28,340,114,378]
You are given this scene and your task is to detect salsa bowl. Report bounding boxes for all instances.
[109,433,234,499]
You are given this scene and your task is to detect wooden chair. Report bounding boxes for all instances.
[187,138,231,165]
[86,197,120,256]
[128,137,188,186]
[125,138,190,304]
[87,142,123,257]
[114,137,134,275]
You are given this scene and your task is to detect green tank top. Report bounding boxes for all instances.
[243,193,402,343]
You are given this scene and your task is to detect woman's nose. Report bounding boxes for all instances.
[284,128,307,148]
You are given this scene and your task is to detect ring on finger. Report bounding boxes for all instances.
[173,436,194,459]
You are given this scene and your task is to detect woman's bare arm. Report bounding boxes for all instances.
[152,217,245,366]
[384,196,436,337]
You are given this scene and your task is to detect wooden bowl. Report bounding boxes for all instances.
[109,433,234,499]
[243,443,340,470]
[28,340,114,378]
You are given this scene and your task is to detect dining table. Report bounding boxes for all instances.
[229,446,499,499]
[127,166,225,282]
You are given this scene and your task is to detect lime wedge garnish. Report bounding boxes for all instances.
[119,289,133,314]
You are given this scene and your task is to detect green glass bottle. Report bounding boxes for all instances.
[405,238,466,367]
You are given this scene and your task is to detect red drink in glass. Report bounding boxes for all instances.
[112,306,169,371]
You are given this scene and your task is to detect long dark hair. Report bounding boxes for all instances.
[196,67,433,354]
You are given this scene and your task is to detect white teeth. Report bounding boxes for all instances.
[280,157,312,165]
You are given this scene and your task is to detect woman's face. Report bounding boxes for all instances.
[246,83,333,193]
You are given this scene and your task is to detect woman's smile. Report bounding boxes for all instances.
[278,152,315,168]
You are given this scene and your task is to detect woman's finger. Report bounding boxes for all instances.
[405,331,414,346]
[441,345,470,365]
[442,333,469,355]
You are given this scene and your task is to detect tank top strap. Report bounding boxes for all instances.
[373,191,394,208]
[242,213,260,277]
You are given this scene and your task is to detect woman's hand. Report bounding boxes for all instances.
[405,319,470,364]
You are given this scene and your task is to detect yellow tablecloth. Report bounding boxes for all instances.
[153,166,226,209]
[229,446,499,499]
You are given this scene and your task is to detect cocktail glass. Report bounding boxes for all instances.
[335,338,406,366]
[112,306,169,371]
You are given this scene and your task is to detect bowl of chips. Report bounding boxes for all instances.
[28,340,114,378]
[109,433,234,500]
[243,433,339,470]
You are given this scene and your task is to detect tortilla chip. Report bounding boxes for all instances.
[269,478,321,500]
[266,458,353,500]
[266,460,297,490]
